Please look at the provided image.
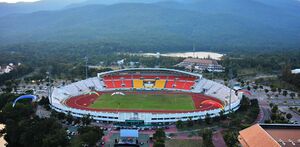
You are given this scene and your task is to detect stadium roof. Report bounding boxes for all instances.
[120,129,139,138]
[97,68,202,78]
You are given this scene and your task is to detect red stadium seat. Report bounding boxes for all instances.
[165,80,174,88]
[124,80,133,88]
[103,74,196,90]
[114,80,122,88]
[184,82,194,90]
[175,81,185,89]
[104,80,114,88]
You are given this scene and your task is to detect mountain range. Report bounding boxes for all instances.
[0,0,299,52]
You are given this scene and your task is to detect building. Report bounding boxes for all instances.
[238,123,300,147]
[0,63,16,75]
[176,58,224,72]
[0,124,6,146]
[291,69,300,74]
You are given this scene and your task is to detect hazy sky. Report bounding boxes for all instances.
[0,0,39,3]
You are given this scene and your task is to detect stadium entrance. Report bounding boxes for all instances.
[125,120,144,126]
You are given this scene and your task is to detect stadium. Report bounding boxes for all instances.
[50,68,241,125]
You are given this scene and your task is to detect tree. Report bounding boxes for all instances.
[286,113,292,120]
[259,85,264,89]
[77,126,104,147]
[290,93,296,99]
[240,80,245,87]
[277,88,282,94]
[187,117,194,127]
[219,110,226,120]
[283,90,288,96]
[38,96,50,106]
[271,105,278,113]
[271,113,279,121]
[3,117,69,147]
[253,85,258,90]
[240,96,250,111]
[57,112,66,120]
[202,128,213,147]
[66,112,73,124]
[264,89,269,94]
[269,103,274,108]
[223,131,238,147]
[176,120,183,129]
[153,128,166,147]
[0,102,34,123]
[246,81,250,86]
[205,113,211,124]
[81,114,92,125]
[197,118,203,125]
[153,142,165,147]
[247,86,251,91]
[230,116,241,128]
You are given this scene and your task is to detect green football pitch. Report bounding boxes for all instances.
[89,93,195,111]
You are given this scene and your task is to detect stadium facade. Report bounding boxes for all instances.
[50,68,241,124]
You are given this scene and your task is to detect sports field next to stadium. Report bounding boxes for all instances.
[90,93,195,111]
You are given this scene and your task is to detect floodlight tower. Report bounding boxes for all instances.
[46,71,52,105]
[228,67,233,113]
[155,52,160,68]
[84,56,88,79]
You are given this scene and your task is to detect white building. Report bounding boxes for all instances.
[177,58,224,72]
[291,69,300,74]
[0,63,15,74]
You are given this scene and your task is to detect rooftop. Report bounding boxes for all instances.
[238,124,300,147]
[182,58,218,65]
[120,129,139,138]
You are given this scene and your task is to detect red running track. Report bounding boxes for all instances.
[65,91,224,113]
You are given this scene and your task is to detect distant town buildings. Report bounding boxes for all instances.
[238,123,300,147]
[0,63,20,75]
[176,58,224,72]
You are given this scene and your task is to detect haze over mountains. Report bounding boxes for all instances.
[0,0,300,52]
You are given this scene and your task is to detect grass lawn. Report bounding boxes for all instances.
[89,93,195,111]
[166,139,203,147]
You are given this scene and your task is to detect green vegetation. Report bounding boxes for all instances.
[70,126,104,147]
[223,131,239,147]
[221,51,300,77]
[222,98,259,146]
[0,92,105,147]
[255,77,299,92]
[281,64,300,91]
[153,128,166,147]
[202,128,214,147]
[0,93,69,147]
[265,104,290,124]
[90,93,195,111]
[1,1,300,51]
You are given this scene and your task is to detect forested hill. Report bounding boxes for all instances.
[0,0,300,52]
